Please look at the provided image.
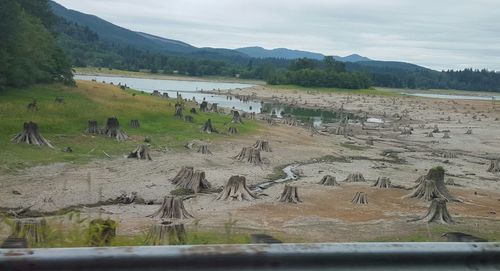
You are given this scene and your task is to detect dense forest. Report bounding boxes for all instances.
[0,0,73,90]
[1,0,500,92]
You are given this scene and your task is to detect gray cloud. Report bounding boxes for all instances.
[54,0,500,70]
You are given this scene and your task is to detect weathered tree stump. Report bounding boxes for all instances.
[184,115,194,122]
[11,122,53,148]
[190,108,197,114]
[149,196,193,219]
[426,132,434,137]
[202,119,217,133]
[144,222,186,245]
[344,173,366,182]
[54,97,64,104]
[231,110,244,124]
[128,144,152,160]
[217,175,257,201]
[85,120,102,134]
[130,119,140,128]
[12,218,47,247]
[104,117,128,141]
[319,175,339,186]
[406,167,456,201]
[278,185,301,203]
[253,140,272,152]
[171,166,194,185]
[199,101,209,112]
[210,103,218,112]
[432,125,440,133]
[415,198,453,224]
[372,177,391,188]
[162,93,169,99]
[351,192,368,204]
[442,131,450,139]
[233,147,262,165]
[88,218,117,246]
[487,159,500,173]
[27,99,38,111]
[174,103,183,119]
[228,126,238,135]
[465,127,473,134]
[197,145,212,155]
[177,169,211,193]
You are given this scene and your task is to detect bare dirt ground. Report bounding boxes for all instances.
[1,86,500,242]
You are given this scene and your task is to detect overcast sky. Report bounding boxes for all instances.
[54,0,500,71]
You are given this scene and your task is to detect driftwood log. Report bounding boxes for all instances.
[12,218,47,247]
[217,176,257,201]
[344,173,366,182]
[104,117,128,141]
[148,196,193,219]
[233,147,262,165]
[253,140,272,152]
[278,185,301,203]
[406,167,456,201]
[351,192,368,204]
[487,159,500,173]
[414,198,453,224]
[85,120,102,134]
[11,122,53,148]
[319,175,339,186]
[128,144,152,160]
[144,222,186,245]
[372,177,391,188]
[130,119,140,128]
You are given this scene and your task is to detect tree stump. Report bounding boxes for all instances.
[54,97,64,104]
[278,185,301,203]
[228,126,238,135]
[217,176,257,201]
[199,101,209,112]
[319,175,339,186]
[177,169,211,193]
[233,147,262,165]
[253,140,272,152]
[372,177,391,188]
[351,192,368,204]
[406,167,456,201]
[162,93,169,99]
[184,115,194,122]
[231,110,244,124]
[442,131,450,139]
[426,132,434,137]
[210,103,218,112]
[487,159,500,173]
[148,196,193,219]
[190,108,197,114]
[465,127,473,134]
[344,173,366,182]
[197,145,212,155]
[130,119,140,128]
[144,222,186,245]
[27,99,38,111]
[202,119,217,133]
[88,218,117,246]
[128,144,152,160]
[104,117,128,141]
[432,125,440,133]
[12,218,47,247]
[85,120,102,134]
[171,166,194,185]
[11,122,54,148]
[415,198,453,224]
[174,103,183,119]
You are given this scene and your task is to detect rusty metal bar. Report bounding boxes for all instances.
[1,242,500,271]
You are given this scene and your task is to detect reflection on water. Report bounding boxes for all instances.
[75,75,262,113]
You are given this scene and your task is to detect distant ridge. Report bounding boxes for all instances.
[236,46,371,62]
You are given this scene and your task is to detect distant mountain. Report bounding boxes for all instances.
[236,46,371,62]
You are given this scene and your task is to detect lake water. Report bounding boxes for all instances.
[406,92,500,101]
[75,75,262,113]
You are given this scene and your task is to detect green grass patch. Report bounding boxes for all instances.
[0,81,258,171]
[267,84,399,96]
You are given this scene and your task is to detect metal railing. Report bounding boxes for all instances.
[1,242,500,270]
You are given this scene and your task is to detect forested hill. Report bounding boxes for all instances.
[0,0,73,90]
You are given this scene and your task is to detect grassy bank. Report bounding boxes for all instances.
[267,84,399,96]
[0,81,258,171]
